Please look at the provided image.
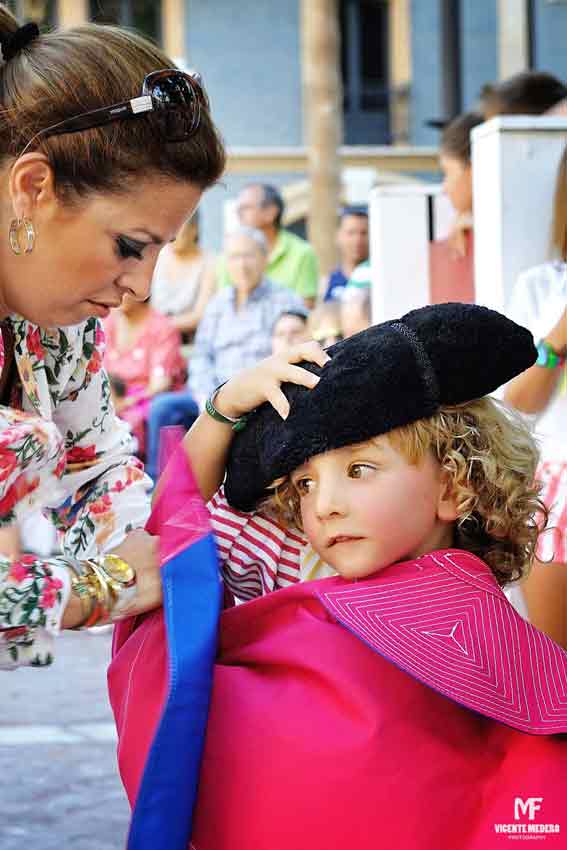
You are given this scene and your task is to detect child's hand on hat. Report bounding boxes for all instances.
[216,342,330,421]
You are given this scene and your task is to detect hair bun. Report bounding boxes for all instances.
[0,22,39,63]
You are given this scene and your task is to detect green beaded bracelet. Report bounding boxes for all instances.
[536,340,565,369]
[205,383,249,432]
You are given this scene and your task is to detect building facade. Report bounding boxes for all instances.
[10,0,567,248]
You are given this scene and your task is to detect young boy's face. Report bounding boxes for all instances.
[290,436,457,580]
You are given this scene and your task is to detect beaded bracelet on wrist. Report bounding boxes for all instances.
[205,382,249,432]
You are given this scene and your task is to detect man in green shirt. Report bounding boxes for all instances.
[217,183,319,308]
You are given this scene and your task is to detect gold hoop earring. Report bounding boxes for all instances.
[9,217,35,255]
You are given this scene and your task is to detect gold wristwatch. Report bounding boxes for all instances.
[87,553,136,595]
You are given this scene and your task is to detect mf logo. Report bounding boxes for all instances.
[514,798,543,821]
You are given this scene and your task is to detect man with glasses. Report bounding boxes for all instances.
[217,183,319,308]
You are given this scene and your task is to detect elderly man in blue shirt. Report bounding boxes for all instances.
[145,226,303,480]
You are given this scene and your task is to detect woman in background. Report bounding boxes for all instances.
[104,296,186,459]
[151,214,217,342]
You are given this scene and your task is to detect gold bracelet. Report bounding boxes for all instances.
[69,570,97,628]
[69,563,112,629]
[68,555,136,629]
[86,560,114,621]
[86,555,136,620]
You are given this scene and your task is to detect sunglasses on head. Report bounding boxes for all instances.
[19,69,208,157]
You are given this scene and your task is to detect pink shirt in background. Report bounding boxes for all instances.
[103,309,186,454]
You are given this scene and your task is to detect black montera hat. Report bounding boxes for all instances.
[224,303,536,512]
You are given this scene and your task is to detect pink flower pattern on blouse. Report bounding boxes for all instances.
[0,316,151,668]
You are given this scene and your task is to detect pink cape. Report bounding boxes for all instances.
[110,547,567,850]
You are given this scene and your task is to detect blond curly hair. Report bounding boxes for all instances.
[263,397,548,586]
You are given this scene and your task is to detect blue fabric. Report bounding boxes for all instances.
[323,268,348,301]
[146,392,199,481]
[127,533,221,850]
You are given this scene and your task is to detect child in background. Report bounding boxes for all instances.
[339,285,371,337]
[439,110,484,260]
[271,308,310,356]
[307,300,343,348]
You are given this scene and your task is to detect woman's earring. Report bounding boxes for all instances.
[9,217,35,255]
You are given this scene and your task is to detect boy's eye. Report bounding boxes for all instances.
[116,235,146,261]
[294,477,314,496]
[349,463,375,479]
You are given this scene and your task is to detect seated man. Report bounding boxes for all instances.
[145,227,303,480]
[322,205,369,302]
[189,226,304,406]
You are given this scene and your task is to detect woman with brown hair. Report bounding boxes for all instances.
[505,147,567,648]
[0,5,225,667]
[104,294,187,457]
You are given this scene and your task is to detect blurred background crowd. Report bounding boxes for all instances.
[13,0,567,642]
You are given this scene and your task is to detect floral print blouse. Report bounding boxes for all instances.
[0,316,151,669]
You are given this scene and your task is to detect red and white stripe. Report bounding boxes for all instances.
[208,488,304,600]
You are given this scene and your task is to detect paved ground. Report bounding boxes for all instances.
[1,629,130,850]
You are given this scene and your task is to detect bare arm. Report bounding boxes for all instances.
[172,257,218,334]
[181,408,236,504]
[504,309,566,414]
[0,527,85,629]
[181,342,331,502]
[504,363,563,414]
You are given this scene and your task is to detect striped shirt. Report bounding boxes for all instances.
[208,487,335,600]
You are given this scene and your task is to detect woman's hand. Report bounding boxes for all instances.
[109,528,161,618]
[447,211,473,259]
[214,341,331,421]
